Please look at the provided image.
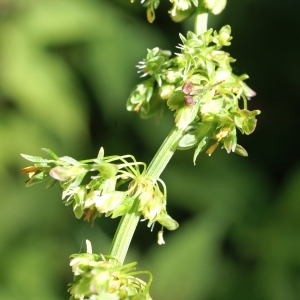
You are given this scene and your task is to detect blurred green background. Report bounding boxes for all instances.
[1,0,300,299]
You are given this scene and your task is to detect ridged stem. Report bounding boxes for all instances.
[109,126,185,265]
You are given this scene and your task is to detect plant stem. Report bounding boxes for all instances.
[109,125,185,265]
[109,197,140,265]
[145,126,185,180]
[194,3,208,35]
[110,6,209,265]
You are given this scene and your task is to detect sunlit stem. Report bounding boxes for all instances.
[109,126,185,265]
[194,3,208,35]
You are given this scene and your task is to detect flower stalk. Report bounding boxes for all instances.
[109,0,224,265]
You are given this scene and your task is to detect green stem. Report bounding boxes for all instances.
[109,197,140,265]
[109,125,185,265]
[145,126,185,180]
[110,4,209,265]
[194,3,208,35]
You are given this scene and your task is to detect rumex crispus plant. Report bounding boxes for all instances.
[21,1,260,299]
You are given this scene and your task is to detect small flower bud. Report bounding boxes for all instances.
[159,84,175,100]
[169,0,196,22]
[165,69,182,83]
[234,144,248,157]
[203,0,227,15]
[98,163,118,179]
[49,165,84,181]
[214,68,231,82]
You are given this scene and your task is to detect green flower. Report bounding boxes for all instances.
[131,176,179,231]
[203,0,227,15]
[169,0,196,22]
[69,240,152,300]
[21,147,149,223]
[136,47,172,86]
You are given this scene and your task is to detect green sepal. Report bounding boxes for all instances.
[111,196,135,218]
[25,170,49,187]
[70,170,89,189]
[49,165,88,182]
[159,84,175,100]
[126,79,154,111]
[97,147,105,161]
[94,192,127,216]
[139,90,166,119]
[41,148,59,160]
[146,55,165,73]
[234,109,261,135]
[73,186,86,208]
[213,25,232,47]
[222,127,237,153]
[178,122,215,150]
[98,163,119,179]
[169,5,196,23]
[203,0,227,15]
[174,106,193,129]
[86,177,105,190]
[73,206,84,219]
[193,136,209,164]
[45,177,57,189]
[167,90,185,111]
[102,177,117,194]
[234,144,248,157]
[58,156,81,166]
[156,212,179,231]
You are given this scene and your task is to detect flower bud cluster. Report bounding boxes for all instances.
[127,26,260,162]
[21,148,145,222]
[129,176,178,230]
[68,240,152,300]
[132,0,227,23]
[21,147,178,232]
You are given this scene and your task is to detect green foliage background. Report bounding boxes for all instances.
[1,0,300,299]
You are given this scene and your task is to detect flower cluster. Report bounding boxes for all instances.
[21,147,178,232]
[127,26,260,162]
[69,240,152,300]
[129,176,178,230]
[131,0,227,23]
